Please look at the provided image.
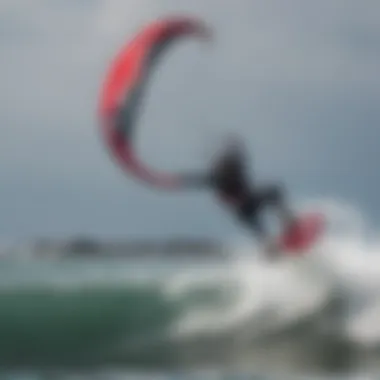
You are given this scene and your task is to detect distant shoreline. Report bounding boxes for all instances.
[28,237,226,258]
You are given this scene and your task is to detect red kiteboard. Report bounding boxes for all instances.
[277,212,325,255]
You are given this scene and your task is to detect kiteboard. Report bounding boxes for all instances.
[276,212,325,255]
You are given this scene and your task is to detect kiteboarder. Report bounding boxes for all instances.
[99,16,325,255]
[180,136,296,254]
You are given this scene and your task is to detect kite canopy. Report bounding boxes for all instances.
[98,16,210,189]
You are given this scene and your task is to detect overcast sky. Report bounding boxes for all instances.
[1,0,379,240]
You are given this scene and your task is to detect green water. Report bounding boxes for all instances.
[0,256,366,379]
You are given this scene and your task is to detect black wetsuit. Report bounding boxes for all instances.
[181,150,292,241]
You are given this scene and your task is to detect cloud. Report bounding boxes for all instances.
[1,0,379,238]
